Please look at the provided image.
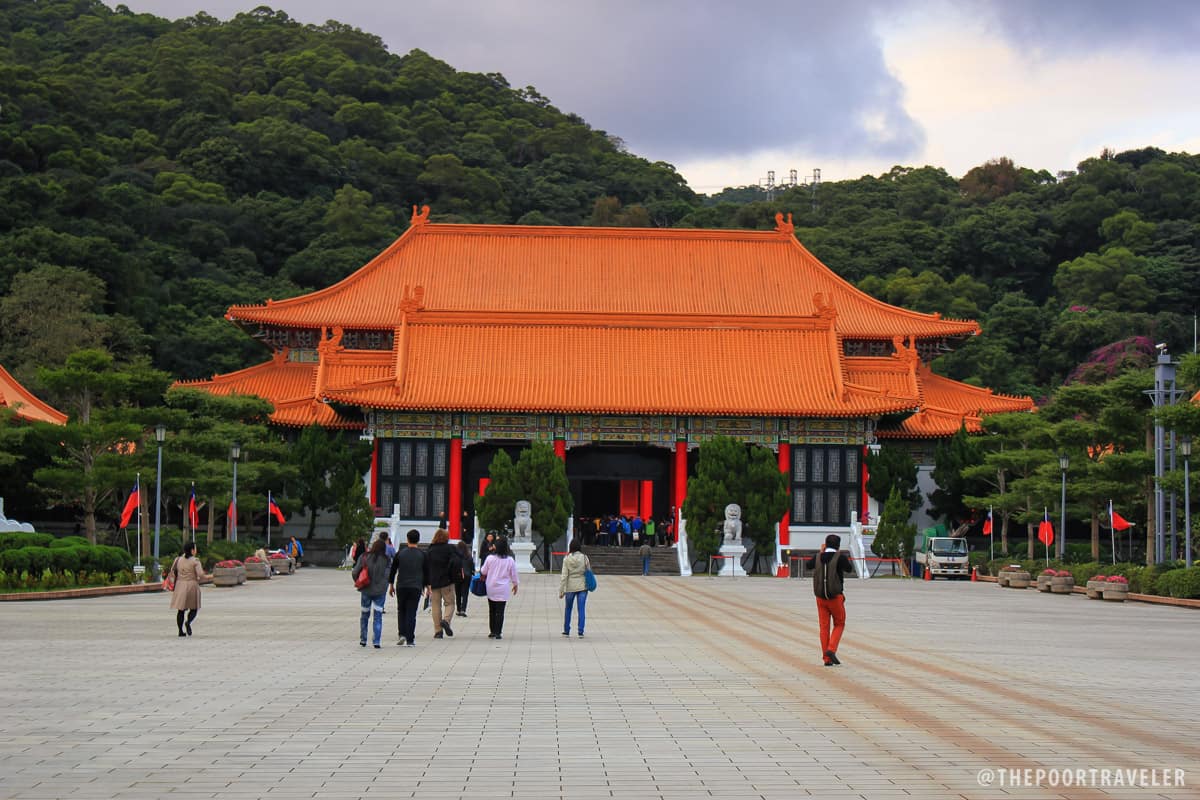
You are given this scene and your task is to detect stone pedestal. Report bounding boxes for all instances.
[717,543,747,576]
[511,540,537,574]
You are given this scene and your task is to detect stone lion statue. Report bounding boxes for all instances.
[513,500,532,541]
[722,504,742,543]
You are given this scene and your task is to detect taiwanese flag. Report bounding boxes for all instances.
[1037,510,1054,547]
[119,480,140,528]
[227,499,236,523]
[1110,503,1134,531]
[187,488,199,530]
[982,509,993,536]
[269,494,286,525]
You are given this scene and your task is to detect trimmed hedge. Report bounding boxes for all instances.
[1154,566,1200,599]
[0,532,54,551]
[0,544,132,576]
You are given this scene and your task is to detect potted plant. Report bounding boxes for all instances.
[212,559,245,586]
[1085,575,1108,599]
[998,564,1022,588]
[268,552,294,575]
[243,555,270,580]
[1037,569,1056,592]
[1049,570,1075,594]
[1002,564,1031,588]
[1102,574,1129,602]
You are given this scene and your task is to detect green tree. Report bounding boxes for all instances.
[928,426,985,532]
[871,487,916,562]
[865,445,921,512]
[476,444,573,567]
[682,436,788,566]
[32,350,172,543]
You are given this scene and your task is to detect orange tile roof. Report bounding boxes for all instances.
[878,365,1034,438]
[228,210,979,341]
[0,364,67,425]
[316,318,919,417]
[173,352,362,429]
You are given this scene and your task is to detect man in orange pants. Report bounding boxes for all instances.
[805,534,853,666]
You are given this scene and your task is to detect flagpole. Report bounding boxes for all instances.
[1044,507,1049,566]
[190,482,196,545]
[267,491,272,549]
[1108,500,1115,565]
[989,506,993,563]
[135,473,142,568]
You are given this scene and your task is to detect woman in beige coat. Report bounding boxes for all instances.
[169,542,206,637]
[559,539,590,638]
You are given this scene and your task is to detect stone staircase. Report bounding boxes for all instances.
[579,545,678,576]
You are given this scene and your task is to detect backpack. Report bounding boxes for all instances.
[449,550,466,583]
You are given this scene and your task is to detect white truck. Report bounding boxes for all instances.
[913,529,970,579]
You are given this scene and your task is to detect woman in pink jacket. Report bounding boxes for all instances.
[480,536,519,640]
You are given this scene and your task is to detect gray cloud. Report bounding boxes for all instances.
[119,0,925,164]
[968,0,1200,54]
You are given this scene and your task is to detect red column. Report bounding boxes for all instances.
[639,480,653,520]
[369,438,379,510]
[554,439,566,460]
[448,437,462,539]
[673,441,687,543]
[777,442,791,547]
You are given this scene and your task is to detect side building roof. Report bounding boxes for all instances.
[0,364,67,425]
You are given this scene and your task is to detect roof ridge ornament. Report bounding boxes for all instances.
[410,205,431,226]
[774,212,794,235]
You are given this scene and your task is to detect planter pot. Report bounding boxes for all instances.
[1007,571,1031,589]
[998,573,1011,587]
[212,566,245,586]
[1037,575,1053,592]
[1102,585,1129,602]
[268,557,294,575]
[1050,576,1075,594]
[244,563,270,580]
[1085,580,1107,599]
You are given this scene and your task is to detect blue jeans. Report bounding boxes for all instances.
[642,556,650,575]
[563,590,587,635]
[360,592,385,645]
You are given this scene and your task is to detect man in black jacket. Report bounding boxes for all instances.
[805,534,854,666]
[388,529,427,647]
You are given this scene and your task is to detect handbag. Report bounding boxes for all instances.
[584,568,597,592]
[354,560,371,590]
[469,572,488,597]
[163,559,178,592]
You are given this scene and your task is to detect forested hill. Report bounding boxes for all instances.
[1,2,1198,400]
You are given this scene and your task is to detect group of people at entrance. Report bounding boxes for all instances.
[351,529,515,647]
[582,514,671,547]
[351,531,595,648]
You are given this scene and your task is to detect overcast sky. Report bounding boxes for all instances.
[118,0,1200,192]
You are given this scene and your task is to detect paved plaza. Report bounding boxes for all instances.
[0,569,1197,800]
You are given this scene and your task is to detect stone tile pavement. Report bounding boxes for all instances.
[0,568,1196,799]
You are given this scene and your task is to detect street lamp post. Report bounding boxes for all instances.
[152,424,166,581]
[1058,454,1069,561]
[231,443,241,543]
[1182,436,1192,569]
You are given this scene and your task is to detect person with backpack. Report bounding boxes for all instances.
[804,534,854,666]
[454,540,474,617]
[558,538,590,638]
[388,529,427,647]
[480,536,519,640]
[425,529,460,639]
[353,536,392,649]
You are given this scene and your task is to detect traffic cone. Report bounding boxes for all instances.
[923,565,931,581]
[971,566,978,582]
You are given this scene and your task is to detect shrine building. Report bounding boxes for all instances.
[0,364,67,426]
[184,207,1033,556]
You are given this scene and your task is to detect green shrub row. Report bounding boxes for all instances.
[0,532,55,551]
[0,568,137,592]
[0,545,133,576]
